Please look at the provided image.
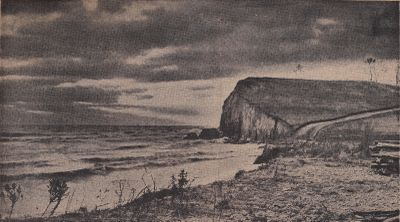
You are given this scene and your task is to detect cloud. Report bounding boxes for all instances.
[3,1,398,83]
[56,77,237,125]
[82,0,98,12]
[316,18,338,26]
[1,0,398,126]
[0,58,43,68]
[0,80,119,104]
[0,75,48,81]
[1,12,62,36]
[1,0,77,14]
[124,47,182,66]
[153,65,179,72]
[56,78,144,92]
[96,1,180,22]
[25,110,54,115]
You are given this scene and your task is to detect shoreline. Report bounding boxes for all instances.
[5,155,399,222]
[0,142,261,219]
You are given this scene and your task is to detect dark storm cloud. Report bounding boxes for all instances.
[2,2,233,59]
[97,0,133,13]
[76,103,199,116]
[1,0,398,125]
[0,80,119,104]
[2,0,398,82]
[1,0,78,14]
[0,102,177,125]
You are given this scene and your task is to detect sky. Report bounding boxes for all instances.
[0,0,399,126]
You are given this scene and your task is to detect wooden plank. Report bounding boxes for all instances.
[371,152,399,159]
[377,140,400,144]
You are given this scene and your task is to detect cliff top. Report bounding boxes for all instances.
[230,77,399,126]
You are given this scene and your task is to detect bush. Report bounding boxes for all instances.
[43,178,69,217]
[1,183,23,218]
[234,170,245,179]
[170,169,193,217]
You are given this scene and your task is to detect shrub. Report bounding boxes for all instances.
[1,183,23,218]
[113,180,129,207]
[215,199,230,210]
[234,170,245,179]
[43,178,69,217]
[170,169,193,217]
[95,188,110,210]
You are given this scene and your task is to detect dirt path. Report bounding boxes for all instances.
[293,107,400,139]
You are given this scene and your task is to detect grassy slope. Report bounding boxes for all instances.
[317,113,400,141]
[235,77,399,126]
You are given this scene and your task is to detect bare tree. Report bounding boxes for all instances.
[365,57,376,82]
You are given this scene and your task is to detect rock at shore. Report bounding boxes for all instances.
[199,128,222,140]
[183,132,199,140]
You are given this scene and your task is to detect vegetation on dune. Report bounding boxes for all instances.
[0,183,23,218]
[43,178,69,217]
[228,77,399,125]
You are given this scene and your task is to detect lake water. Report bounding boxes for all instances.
[0,125,261,219]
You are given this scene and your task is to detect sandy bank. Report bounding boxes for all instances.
[7,156,399,222]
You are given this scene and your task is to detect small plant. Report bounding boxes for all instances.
[43,178,69,217]
[215,199,230,211]
[95,188,110,210]
[1,183,23,218]
[113,180,129,207]
[366,57,376,82]
[234,170,245,179]
[170,169,193,217]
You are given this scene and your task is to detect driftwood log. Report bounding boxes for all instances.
[353,210,399,222]
[370,141,399,176]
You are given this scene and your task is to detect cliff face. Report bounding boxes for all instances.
[220,86,293,142]
[219,77,399,142]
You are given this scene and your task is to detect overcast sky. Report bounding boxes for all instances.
[0,0,399,126]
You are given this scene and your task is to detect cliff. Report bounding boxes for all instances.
[219,77,399,142]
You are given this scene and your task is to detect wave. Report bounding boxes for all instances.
[82,156,152,164]
[0,166,115,183]
[114,144,150,150]
[0,156,228,183]
[0,132,49,137]
[0,160,51,169]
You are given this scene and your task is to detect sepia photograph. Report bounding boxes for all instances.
[0,0,399,221]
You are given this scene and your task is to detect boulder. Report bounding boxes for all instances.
[183,132,199,140]
[199,128,222,140]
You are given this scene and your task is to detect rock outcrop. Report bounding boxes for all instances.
[220,79,293,142]
[220,93,292,142]
[199,128,222,140]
